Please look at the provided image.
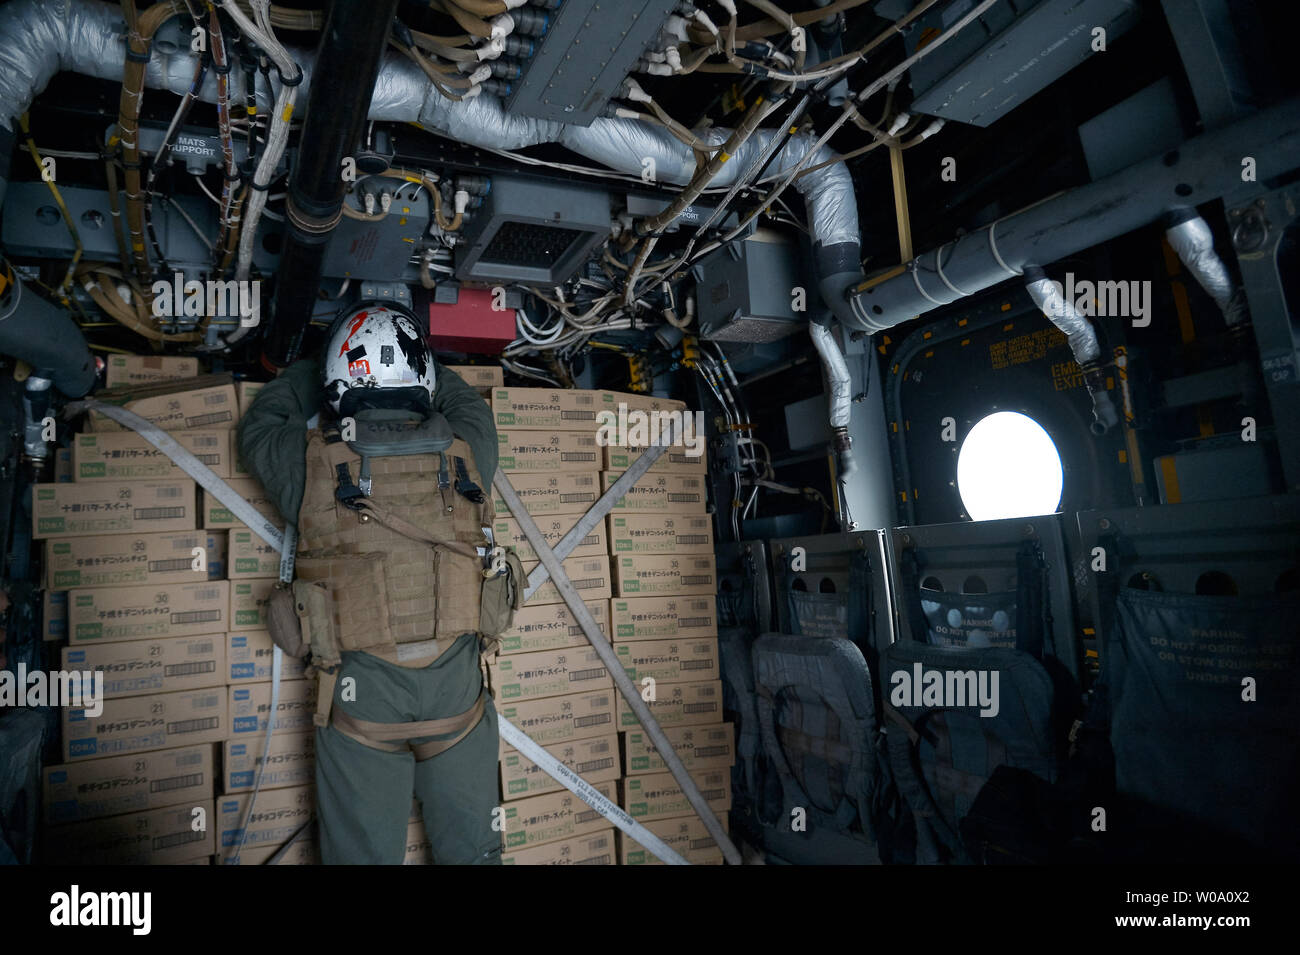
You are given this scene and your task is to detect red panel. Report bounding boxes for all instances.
[426,288,516,354]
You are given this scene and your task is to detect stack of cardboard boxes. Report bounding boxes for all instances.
[36,369,729,865]
[35,359,317,865]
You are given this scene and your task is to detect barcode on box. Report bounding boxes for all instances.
[202,393,226,406]
[683,702,717,714]
[682,479,701,488]
[148,558,193,573]
[576,854,613,865]
[575,808,600,824]
[696,745,728,758]
[193,436,218,447]
[190,641,213,654]
[186,412,233,428]
[560,493,596,503]
[155,486,182,498]
[568,667,605,682]
[168,716,219,735]
[689,837,714,850]
[571,577,602,590]
[573,714,610,728]
[681,576,712,585]
[581,534,599,546]
[164,661,216,677]
[561,452,597,463]
[680,660,712,670]
[171,610,221,625]
[678,617,710,628]
[678,535,708,545]
[136,506,185,520]
[197,453,219,465]
[589,740,611,754]
[576,757,615,773]
[193,588,221,601]
[669,494,701,504]
[171,537,199,550]
[698,686,716,696]
[577,436,595,446]
[574,477,594,486]
[153,829,206,851]
[151,772,203,794]
[561,411,596,421]
[702,788,724,800]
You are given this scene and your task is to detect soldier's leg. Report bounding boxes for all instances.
[412,634,503,865]
[316,651,419,865]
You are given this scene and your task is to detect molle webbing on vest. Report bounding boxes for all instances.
[297,428,491,668]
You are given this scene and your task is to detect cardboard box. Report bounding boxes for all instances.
[498,600,609,656]
[231,835,319,865]
[607,513,714,555]
[500,733,620,800]
[217,785,314,858]
[235,380,265,417]
[42,589,67,642]
[616,680,723,730]
[228,678,317,738]
[446,365,503,392]
[223,731,315,793]
[602,391,688,416]
[62,687,227,761]
[104,354,200,388]
[617,814,728,865]
[500,780,616,851]
[43,744,215,824]
[492,387,606,430]
[613,554,716,597]
[73,430,231,481]
[601,471,707,513]
[490,646,612,702]
[404,819,432,865]
[64,633,225,698]
[498,429,599,472]
[503,828,616,865]
[495,689,617,748]
[43,800,215,864]
[53,446,73,482]
[69,580,228,644]
[32,480,197,538]
[491,471,600,518]
[229,578,275,630]
[521,555,610,607]
[621,769,731,823]
[492,515,606,563]
[227,529,280,578]
[610,595,717,641]
[89,378,238,432]
[46,530,225,589]
[614,636,719,684]
[624,723,735,775]
[200,478,282,530]
[226,630,309,683]
[602,444,708,473]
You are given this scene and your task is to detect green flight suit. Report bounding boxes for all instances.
[237,355,502,864]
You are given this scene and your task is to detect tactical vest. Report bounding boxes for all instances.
[295,424,493,669]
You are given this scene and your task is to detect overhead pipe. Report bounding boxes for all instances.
[265,0,401,366]
[832,95,1300,334]
[0,264,97,398]
[1164,210,1249,327]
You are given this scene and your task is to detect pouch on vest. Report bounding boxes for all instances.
[266,583,308,659]
[479,548,527,656]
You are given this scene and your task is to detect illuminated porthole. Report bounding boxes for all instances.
[957,411,1064,521]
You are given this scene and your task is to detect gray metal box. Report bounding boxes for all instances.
[902,0,1140,127]
[693,234,805,343]
[453,175,610,286]
[503,0,679,126]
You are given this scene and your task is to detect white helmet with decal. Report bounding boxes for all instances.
[322,304,437,417]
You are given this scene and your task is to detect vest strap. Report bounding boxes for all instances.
[330,689,486,761]
[353,498,483,560]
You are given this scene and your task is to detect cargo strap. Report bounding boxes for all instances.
[331,689,486,761]
[71,399,695,865]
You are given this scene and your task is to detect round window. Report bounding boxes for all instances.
[957,411,1063,521]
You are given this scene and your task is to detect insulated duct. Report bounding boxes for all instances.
[1164,210,1248,327]
[0,266,97,398]
[1023,266,1119,435]
[808,317,856,487]
[837,95,1300,333]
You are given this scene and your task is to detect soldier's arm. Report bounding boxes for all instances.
[236,356,323,524]
[433,361,499,481]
